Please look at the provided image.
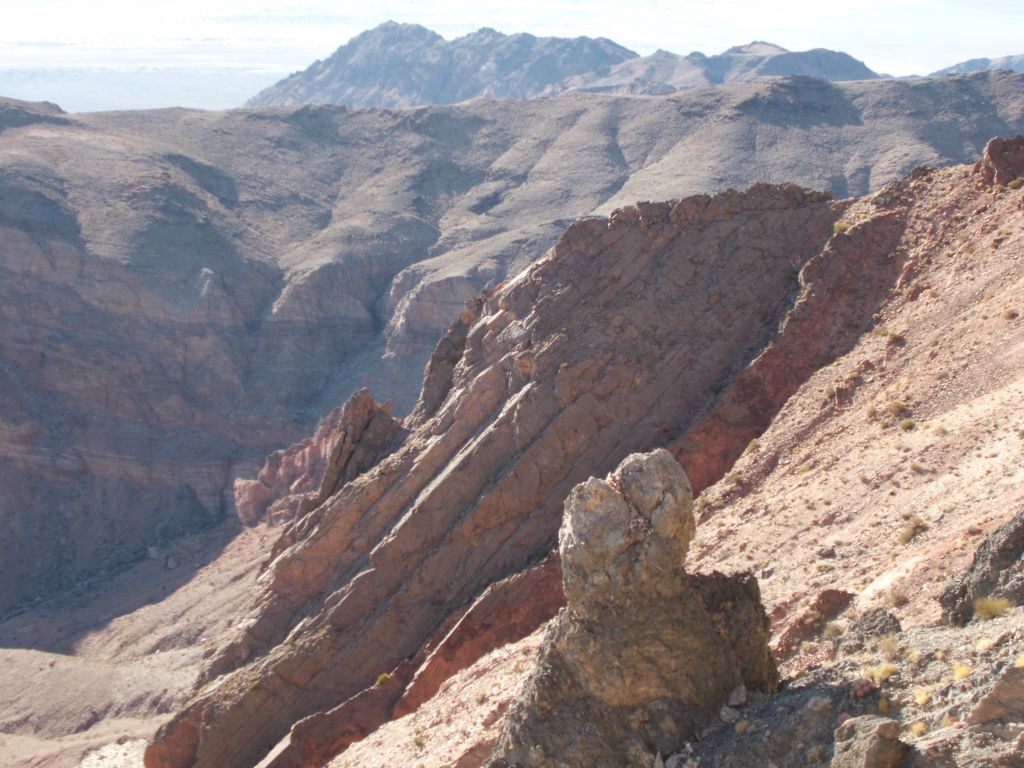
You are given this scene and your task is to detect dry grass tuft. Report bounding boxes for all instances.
[898,516,928,544]
[974,596,1011,620]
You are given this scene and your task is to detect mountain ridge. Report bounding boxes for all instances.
[246,22,881,108]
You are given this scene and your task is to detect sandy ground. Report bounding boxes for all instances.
[0,521,273,768]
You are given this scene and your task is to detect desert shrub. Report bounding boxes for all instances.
[1009,178,1023,190]
[867,662,899,685]
[833,222,849,235]
[887,401,908,417]
[376,672,391,687]
[898,516,928,544]
[878,634,901,660]
[973,596,1011,620]
[890,588,909,608]
[899,418,917,431]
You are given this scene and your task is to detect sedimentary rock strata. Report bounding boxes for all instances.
[148,178,928,767]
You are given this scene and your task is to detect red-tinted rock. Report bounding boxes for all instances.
[974,135,1024,186]
[148,184,922,768]
[234,389,402,525]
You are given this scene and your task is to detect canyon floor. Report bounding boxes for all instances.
[0,523,273,767]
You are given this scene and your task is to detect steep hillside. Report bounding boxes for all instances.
[246,22,637,108]
[2,71,1024,615]
[147,180,870,768]
[143,143,1024,768]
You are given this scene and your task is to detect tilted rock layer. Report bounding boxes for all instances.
[487,450,776,768]
[147,176,937,768]
[4,72,1024,612]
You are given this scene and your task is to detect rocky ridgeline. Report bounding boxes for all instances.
[247,23,880,109]
[145,177,946,768]
[487,450,777,767]
[233,390,403,525]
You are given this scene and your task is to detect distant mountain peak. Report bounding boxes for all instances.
[247,23,637,109]
[246,25,878,109]
[725,41,789,56]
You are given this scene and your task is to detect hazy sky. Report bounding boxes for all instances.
[2,0,1022,77]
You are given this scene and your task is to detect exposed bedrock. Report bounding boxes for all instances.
[941,508,1024,626]
[487,450,777,768]
[974,134,1024,187]
[147,181,917,768]
[234,389,404,525]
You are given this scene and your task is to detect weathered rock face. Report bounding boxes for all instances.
[487,450,777,768]
[234,390,403,525]
[830,716,908,768]
[145,179,940,768]
[975,135,1024,186]
[940,508,1024,625]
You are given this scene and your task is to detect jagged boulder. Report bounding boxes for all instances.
[975,135,1024,186]
[831,716,908,768]
[233,389,403,524]
[487,450,777,768]
[940,508,1024,625]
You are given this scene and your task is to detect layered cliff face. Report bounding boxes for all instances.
[4,72,1024,615]
[145,176,945,768]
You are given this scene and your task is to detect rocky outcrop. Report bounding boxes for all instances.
[940,508,1024,625]
[147,183,887,768]
[260,555,563,768]
[830,716,908,768]
[487,450,777,768]
[234,390,403,525]
[967,664,1024,725]
[975,135,1024,186]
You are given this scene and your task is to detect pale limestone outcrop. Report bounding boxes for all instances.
[487,450,776,768]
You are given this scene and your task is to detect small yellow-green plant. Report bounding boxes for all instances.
[887,401,908,417]
[974,596,1011,620]
[866,662,899,685]
[376,672,391,687]
[834,222,849,235]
